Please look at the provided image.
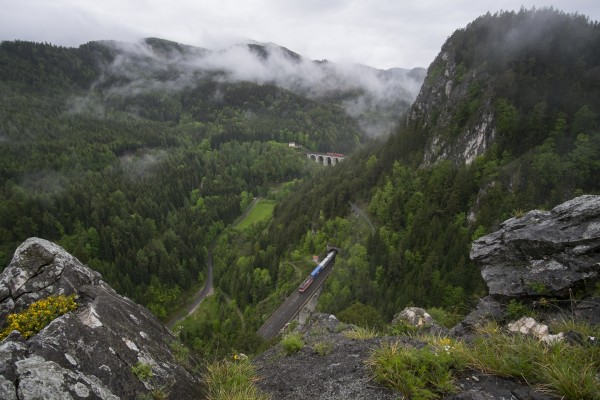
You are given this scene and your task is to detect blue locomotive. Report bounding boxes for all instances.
[298,250,336,293]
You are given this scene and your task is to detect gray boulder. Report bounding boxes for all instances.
[392,307,434,327]
[0,238,203,399]
[471,195,600,297]
[450,296,506,336]
[575,296,600,324]
[392,307,449,336]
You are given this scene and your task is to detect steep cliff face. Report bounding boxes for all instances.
[0,238,203,399]
[408,42,496,165]
[407,9,600,167]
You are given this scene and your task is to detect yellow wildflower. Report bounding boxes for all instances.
[0,294,78,341]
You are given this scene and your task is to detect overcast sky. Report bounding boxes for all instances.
[1,0,599,69]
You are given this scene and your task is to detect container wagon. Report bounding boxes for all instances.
[298,250,337,293]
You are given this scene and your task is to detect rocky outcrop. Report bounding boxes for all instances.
[574,296,600,324]
[507,317,565,344]
[392,307,448,335]
[447,374,559,400]
[408,43,496,166]
[0,238,203,399]
[471,195,600,297]
[450,296,506,337]
[393,307,434,327]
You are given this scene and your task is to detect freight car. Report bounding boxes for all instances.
[298,250,337,293]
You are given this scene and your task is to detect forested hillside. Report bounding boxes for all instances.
[258,8,600,323]
[0,38,401,316]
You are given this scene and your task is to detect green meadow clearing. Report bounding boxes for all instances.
[235,199,276,230]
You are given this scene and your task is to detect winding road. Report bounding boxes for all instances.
[165,245,214,329]
[165,198,261,329]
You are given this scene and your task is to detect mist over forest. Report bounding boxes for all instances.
[90,38,425,137]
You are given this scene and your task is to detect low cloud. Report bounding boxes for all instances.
[66,95,106,118]
[19,170,70,195]
[90,39,425,137]
[119,150,168,180]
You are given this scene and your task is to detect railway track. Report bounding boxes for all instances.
[257,251,336,340]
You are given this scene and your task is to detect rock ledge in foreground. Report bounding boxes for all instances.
[0,237,202,400]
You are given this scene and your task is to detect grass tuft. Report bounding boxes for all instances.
[456,324,600,399]
[204,359,270,400]
[506,299,535,320]
[426,307,463,329]
[458,329,545,379]
[343,326,379,340]
[368,325,600,400]
[281,333,304,355]
[170,340,191,367]
[131,362,153,382]
[313,341,332,356]
[549,317,600,339]
[388,321,418,336]
[539,345,600,400]
[367,340,463,399]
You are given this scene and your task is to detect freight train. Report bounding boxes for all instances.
[298,250,337,293]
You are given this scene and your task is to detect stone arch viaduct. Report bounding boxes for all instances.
[306,152,345,166]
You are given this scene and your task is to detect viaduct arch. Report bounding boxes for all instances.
[307,152,345,166]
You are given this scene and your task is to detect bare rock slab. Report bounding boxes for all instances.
[471,195,600,297]
[0,238,203,399]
